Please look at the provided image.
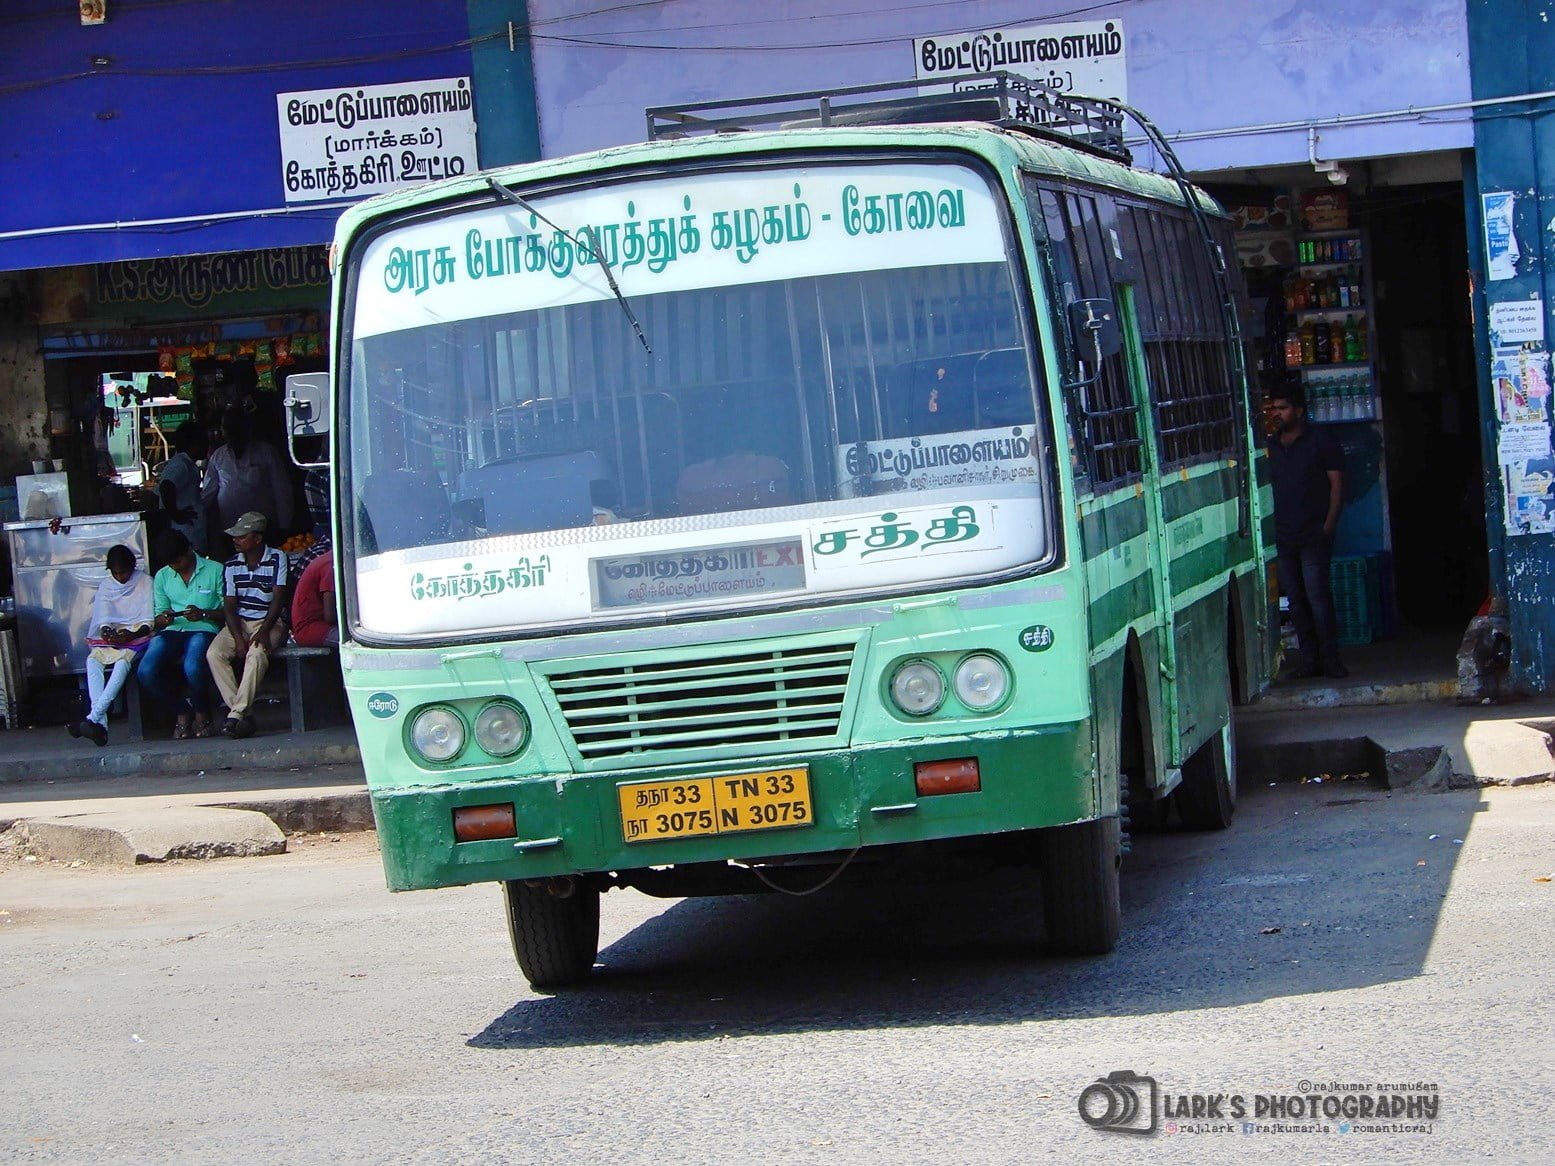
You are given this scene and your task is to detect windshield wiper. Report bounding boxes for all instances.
[485,177,652,355]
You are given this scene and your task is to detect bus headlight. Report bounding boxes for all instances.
[410,706,466,763]
[954,653,1011,711]
[474,700,528,757]
[890,660,945,716]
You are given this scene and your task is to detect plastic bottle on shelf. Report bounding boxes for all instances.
[1310,381,1329,422]
[1285,327,1302,368]
[1300,321,1317,365]
[1330,321,1345,364]
[1344,316,1361,362]
[1349,267,1363,307]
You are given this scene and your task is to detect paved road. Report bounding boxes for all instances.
[3,780,1552,1164]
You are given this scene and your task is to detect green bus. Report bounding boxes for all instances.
[305,75,1272,988]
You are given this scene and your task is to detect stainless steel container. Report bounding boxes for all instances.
[4,512,148,678]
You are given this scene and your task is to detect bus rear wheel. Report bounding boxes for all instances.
[1175,679,1237,831]
[1037,814,1122,956]
[501,878,600,990]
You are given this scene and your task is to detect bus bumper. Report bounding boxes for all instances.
[371,722,1097,891]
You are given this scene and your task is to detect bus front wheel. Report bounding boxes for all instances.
[501,878,600,990]
[1037,815,1122,956]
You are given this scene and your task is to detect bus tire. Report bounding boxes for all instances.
[1175,675,1237,830]
[502,878,600,990]
[1038,814,1122,956]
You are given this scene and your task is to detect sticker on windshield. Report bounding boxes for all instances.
[838,425,1041,495]
[591,538,807,610]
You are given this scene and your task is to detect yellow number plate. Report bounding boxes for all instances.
[618,767,813,844]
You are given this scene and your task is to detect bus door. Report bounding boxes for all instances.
[1031,182,1179,790]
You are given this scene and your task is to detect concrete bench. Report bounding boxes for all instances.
[83,642,348,739]
[270,643,350,733]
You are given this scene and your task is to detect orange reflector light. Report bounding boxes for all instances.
[452,803,517,842]
[914,757,981,796]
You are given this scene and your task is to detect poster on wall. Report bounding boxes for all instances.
[1492,350,1550,424]
[1482,191,1518,281]
[275,77,478,204]
[1496,347,1555,535]
[913,19,1127,112]
[1489,298,1545,346]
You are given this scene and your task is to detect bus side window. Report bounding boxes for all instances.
[1124,204,1237,468]
[1036,186,1141,486]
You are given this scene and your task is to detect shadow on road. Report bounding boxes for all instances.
[471,779,1485,1050]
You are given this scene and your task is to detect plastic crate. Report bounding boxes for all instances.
[1329,554,1379,645]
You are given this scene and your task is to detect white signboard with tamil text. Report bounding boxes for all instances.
[350,162,1006,338]
[276,77,478,205]
[914,19,1128,105]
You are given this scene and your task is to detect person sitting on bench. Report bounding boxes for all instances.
[290,549,337,647]
[139,529,225,739]
[69,543,153,747]
[207,511,290,739]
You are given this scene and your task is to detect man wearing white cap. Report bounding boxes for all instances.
[206,511,290,738]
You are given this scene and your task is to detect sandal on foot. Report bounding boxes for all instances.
[192,717,215,738]
[172,717,192,740]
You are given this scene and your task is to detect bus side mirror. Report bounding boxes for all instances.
[1067,298,1122,372]
[284,371,330,468]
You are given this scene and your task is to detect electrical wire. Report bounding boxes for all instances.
[528,0,1134,52]
[1,0,1138,95]
[742,847,863,897]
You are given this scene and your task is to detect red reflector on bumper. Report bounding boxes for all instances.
[914,757,981,796]
[452,803,517,842]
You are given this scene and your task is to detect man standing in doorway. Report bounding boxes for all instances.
[1267,382,1348,679]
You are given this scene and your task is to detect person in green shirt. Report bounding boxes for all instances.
[136,530,225,738]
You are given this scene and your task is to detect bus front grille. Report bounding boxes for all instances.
[544,641,856,761]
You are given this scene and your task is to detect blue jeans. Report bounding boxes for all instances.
[137,630,217,715]
[1276,538,1341,669]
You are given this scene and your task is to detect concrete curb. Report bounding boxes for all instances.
[0,741,361,784]
[1253,679,1458,712]
[1239,713,1555,791]
[13,807,287,865]
[217,791,375,835]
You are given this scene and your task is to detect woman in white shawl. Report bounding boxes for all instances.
[70,544,153,746]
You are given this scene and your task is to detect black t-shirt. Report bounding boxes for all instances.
[1268,425,1344,547]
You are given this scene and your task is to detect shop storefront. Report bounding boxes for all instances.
[1216,170,1484,647]
[25,246,329,526]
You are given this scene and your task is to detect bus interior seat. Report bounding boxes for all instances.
[675,451,792,516]
[972,348,1035,426]
[360,470,452,552]
[458,449,612,534]
[491,394,682,518]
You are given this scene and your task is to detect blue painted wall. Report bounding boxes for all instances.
[0,0,540,272]
[525,0,1472,170]
[1468,0,1555,693]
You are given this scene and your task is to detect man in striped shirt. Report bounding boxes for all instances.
[206,511,290,738]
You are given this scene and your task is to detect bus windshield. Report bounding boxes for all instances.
[343,159,1054,639]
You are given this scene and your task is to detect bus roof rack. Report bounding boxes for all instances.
[645,72,1130,164]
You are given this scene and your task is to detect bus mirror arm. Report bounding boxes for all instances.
[1063,298,1122,393]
